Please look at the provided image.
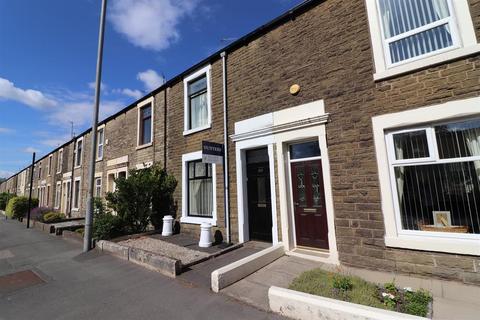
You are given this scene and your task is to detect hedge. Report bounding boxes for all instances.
[42,212,66,223]
[0,193,15,211]
[5,196,39,219]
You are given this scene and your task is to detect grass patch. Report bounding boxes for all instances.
[289,268,432,317]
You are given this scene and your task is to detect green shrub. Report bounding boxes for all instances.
[106,164,177,234]
[42,212,66,223]
[93,213,124,240]
[106,169,152,234]
[93,197,108,217]
[0,193,15,211]
[5,197,39,219]
[404,289,432,317]
[332,274,353,292]
[150,166,177,230]
[384,282,397,294]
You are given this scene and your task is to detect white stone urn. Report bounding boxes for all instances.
[161,215,174,236]
[199,222,213,248]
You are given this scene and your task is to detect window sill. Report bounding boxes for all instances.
[96,158,103,162]
[374,44,480,81]
[385,235,480,256]
[136,142,153,150]
[180,216,216,226]
[183,124,211,136]
[72,208,79,212]
[74,165,82,170]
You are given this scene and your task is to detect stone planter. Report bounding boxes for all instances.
[268,286,429,320]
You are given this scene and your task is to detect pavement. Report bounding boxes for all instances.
[178,241,270,288]
[0,218,285,320]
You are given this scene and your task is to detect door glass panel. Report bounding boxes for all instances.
[296,167,306,206]
[290,141,321,160]
[257,176,266,203]
[311,166,321,207]
[246,148,269,164]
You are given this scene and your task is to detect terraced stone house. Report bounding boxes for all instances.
[2,0,480,286]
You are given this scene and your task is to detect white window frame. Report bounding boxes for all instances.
[373,96,480,255]
[386,127,437,165]
[365,0,480,80]
[72,177,81,211]
[54,181,61,209]
[57,149,63,174]
[183,65,212,136]
[46,184,51,207]
[136,97,154,149]
[96,125,105,161]
[38,163,42,179]
[47,155,53,176]
[95,177,102,198]
[181,151,217,225]
[107,167,128,193]
[74,137,83,168]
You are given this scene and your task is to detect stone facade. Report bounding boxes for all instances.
[1,0,480,285]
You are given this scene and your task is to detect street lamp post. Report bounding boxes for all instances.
[84,0,107,252]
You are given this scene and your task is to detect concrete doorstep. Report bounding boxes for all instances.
[211,243,285,292]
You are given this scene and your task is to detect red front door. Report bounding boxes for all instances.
[291,160,329,250]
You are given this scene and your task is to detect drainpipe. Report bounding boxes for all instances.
[69,138,76,218]
[163,89,167,170]
[221,51,231,244]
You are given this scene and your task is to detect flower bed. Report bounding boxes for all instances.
[289,268,432,318]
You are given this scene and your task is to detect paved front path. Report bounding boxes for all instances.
[0,218,284,320]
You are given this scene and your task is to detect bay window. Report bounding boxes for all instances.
[387,118,480,236]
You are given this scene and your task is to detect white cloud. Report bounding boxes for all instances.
[88,81,108,92]
[114,88,143,99]
[109,0,199,51]
[0,170,13,178]
[41,134,72,148]
[137,69,165,91]
[23,147,40,154]
[0,77,57,109]
[47,100,124,128]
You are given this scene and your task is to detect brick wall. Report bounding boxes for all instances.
[221,0,480,284]
[163,60,227,239]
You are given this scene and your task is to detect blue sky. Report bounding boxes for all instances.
[0,0,303,178]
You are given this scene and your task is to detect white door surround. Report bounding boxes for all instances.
[231,100,339,265]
